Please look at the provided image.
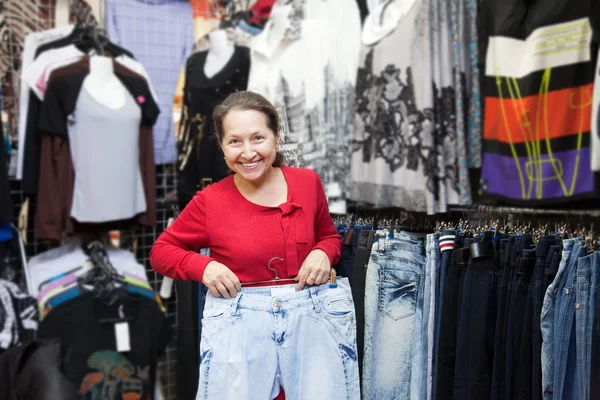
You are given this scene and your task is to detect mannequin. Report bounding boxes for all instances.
[204,30,235,78]
[82,55,126,109]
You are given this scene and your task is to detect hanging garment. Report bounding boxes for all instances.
[0,340,78,400]
[20,27,134,195]
[350,0,461,214]
[0,95,12,223]
[479,0,598,204]
[449,0,477,202]
[0,279,38,353]
[38,292,172,400]
[362,230,427,399]
[248,0,361,214]
[176,46,250,208]
[35,57,159,242]
[21,44,157,102]
[16,25,75,180]
[106,0,195,165]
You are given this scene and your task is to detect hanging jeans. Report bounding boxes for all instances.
[541,239,575,400]
[425,234,440,400]
[362,230,426,400]
[352,229,375,388]
[552,241,587,400]
[196,278,360,400]
[490,238,513,400]
[434,235,465,400]
[590,271,600,400]
[574,251,600,400]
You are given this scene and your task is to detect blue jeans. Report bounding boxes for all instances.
[363,231,426,399]
[197,278,360,400]
[541,239,574,400]
[426,234,440,400]
[576,251,600,400]
[553,241,587,400]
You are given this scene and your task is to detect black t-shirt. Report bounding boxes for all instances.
[176,46,250,208]
[37,292,172,400]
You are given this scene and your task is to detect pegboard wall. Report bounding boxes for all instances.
[1,1,180,399]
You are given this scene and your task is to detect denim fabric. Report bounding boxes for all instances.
[453,252,476,399]
[352,230,375,388]
[490,238,513,400]
[587,252,600,398]
[197,278,359,400]
[426,234,440,400]
[363,231,426,400]
[434,235,464,400]
[553,241,587,400]
[576,251,600,400]
[591,268,600,400]
[541,239,574,400]
[466,241,499,399]
[531,237,558,400]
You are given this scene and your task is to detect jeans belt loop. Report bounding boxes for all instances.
[308,287,321,313]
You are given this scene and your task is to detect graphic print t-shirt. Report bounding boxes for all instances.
[37,293,171,400]
[479,1,599,204]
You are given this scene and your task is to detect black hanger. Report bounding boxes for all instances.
[79,238,133,308]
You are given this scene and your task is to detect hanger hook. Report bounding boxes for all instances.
[267,257,284,279]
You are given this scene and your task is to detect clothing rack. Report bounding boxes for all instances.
[448,205,600,218]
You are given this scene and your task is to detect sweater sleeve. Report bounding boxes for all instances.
[149,191,215,282]
[311,172,342,266]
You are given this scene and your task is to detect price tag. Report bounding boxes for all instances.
[114,322,131,352]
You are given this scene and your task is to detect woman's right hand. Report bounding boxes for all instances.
[202,261,242,299]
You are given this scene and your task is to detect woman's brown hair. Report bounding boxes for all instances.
[212,91,285,168]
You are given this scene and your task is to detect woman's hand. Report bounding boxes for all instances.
[296,249,331,290]
[203,261,241,298]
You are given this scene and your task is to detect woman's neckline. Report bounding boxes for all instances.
[230,166,291,211]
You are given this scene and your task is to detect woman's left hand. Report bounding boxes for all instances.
[296,249,331,290]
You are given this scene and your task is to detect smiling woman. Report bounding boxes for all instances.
[149,91,360,399]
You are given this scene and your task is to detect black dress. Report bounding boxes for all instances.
[176,46,250,209]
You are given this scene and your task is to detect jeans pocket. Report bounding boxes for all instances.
[378,269,419,320]
[321,295,354,316]
[316,294,357,346]
[201,301,237,342]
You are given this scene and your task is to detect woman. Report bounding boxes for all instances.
[150,91,360,400]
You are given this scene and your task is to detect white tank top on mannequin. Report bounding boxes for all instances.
[204,30,235,78]
[83,56,126,109]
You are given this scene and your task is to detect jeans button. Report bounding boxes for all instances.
[565,289,571,294]
[274,300,282,308]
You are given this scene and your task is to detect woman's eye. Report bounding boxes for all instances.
[254,135,264,141]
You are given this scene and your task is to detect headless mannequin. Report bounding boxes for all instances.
[204,30,235,79]
[83,56,126,109]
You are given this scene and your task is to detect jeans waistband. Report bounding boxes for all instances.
[373,230,426,255]
[357,230,375,251]
[205,278,352,313]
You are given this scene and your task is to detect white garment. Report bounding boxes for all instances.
[21,44,158,102]
[27,242,148,297]
[248,0,361,214]
[16,25,75,180]
[350,0,460,214]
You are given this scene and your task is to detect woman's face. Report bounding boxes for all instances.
[221,109,279,183]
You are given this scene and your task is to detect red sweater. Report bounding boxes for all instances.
[149,167,342,283]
